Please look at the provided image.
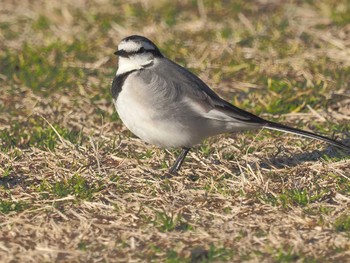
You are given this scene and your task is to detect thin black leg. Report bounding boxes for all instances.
[168,148,190,174]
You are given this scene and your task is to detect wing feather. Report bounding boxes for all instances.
[155,58,266,125]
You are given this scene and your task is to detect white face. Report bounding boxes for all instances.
[116,39,158,75]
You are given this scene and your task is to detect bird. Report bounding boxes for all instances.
[111,35,350,174]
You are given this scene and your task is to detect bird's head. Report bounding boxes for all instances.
[115,35,163,75]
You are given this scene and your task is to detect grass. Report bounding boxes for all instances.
[0,0,350,262]
[334,214,350,232]
[0,200,28,214]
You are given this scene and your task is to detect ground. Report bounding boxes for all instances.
[0,0,350,262]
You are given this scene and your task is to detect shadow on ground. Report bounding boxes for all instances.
[260,138,350,169]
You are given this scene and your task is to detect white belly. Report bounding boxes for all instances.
[115,85,200,148]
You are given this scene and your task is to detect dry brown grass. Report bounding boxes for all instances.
[0,0,350,262]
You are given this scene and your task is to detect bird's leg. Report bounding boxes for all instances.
[168,148,190,174]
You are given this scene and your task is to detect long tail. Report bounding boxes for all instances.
[264,121,350,152]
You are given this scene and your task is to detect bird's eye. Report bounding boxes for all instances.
[139,47,145,53]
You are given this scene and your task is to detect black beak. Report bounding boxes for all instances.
[114,50,128,57]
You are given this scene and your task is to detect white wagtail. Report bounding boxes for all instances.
[111,35,350,174]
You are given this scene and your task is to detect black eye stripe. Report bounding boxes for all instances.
[114,46,163,58]
[114,47,149,57]
[131,47,149,54]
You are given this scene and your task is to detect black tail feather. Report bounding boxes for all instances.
[264,121,350,152]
